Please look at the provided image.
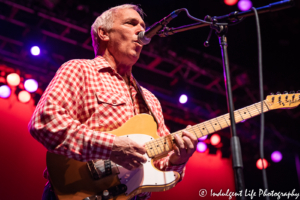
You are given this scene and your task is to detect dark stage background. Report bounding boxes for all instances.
[0,0,300,199]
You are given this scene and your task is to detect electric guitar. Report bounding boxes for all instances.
[46,93,300,200]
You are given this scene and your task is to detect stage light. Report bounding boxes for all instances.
[197,142,207,153]
[238,0,253,11]
[0,85,11,98]
[179,94,188,104]
[224,0,238,6]
[210,134,221,146]
[31,46,41,56]
[7,73,20,86]
[198,135,207,141]
[271,151,282,163]
[256,158,268,170]
[18,90,31,103]
[24,79,38,92]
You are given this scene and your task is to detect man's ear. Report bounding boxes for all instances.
[98,27,109,42]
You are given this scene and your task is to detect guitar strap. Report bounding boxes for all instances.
[132,76,159,130]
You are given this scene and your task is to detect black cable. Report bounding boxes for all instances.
[251,7,270,200]
[177,8,228,26]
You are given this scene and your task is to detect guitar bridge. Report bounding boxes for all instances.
[87,160,119,180]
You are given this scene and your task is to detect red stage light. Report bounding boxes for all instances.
[256,158,268,170]
[7,73,20,86]
[224,0,238,6]
[18,90,31,103]
[210,134,221,146]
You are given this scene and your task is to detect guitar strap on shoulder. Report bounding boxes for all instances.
[132,76,159,130]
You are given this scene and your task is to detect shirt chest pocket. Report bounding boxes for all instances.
[94,92,129,128]
[95,92,127,106]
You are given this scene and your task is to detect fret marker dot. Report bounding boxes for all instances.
[244,112,246,114]
[215,123,217,125]
[202,128,205,130]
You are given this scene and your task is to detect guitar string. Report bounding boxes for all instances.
[148,101,270,154]
[146,98,298,156]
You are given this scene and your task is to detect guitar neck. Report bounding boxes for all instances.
[145,100,270,158]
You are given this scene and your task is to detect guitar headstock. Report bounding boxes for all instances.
[265,91,300,110]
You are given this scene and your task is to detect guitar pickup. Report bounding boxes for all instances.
[87,160,119,180]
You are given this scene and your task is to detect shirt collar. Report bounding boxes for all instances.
[93,55,135,84]
[93,55,114,71]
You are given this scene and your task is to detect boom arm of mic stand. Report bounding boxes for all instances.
[157,0,294,37]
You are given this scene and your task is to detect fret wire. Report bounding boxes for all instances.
[254,103,261,113]
[263,101,270,111]
[151,140,160,155]
[145,143,152,157]
[160,135,171,151]
[222,114,230,126]
[148,140,157,156]
[196,124,204,137]
[203,122,210,134]
[164,135,171,150]
[245,106,252,117]
[237,109,244,120]
[215,117,223,129]
[208,120,216,132]
[156,137,164,153]
[191,126,199,139]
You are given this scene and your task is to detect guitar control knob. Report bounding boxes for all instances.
[276,92,281,95]
[284,91,288,94]
[290,91,295,94]
[103,190,109,197]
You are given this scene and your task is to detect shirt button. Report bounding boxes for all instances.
[112,100,117,104]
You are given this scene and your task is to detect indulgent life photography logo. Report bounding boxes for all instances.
[199,189,299,199]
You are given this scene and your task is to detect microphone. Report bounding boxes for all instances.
[138,10,182,45]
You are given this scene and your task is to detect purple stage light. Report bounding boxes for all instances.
[271,151,282,162]
[179,94,188,104]
[238,0,252,11]
[0,85,11,98]
[198,135,207,141]
[197,142,207,153]
[24,79,38,92]
[31,46,41,56]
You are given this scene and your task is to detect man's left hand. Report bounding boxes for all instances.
[169,125,198,165]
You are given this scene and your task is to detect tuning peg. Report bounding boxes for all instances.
[290,91,295,94]
[276,92,281,95]
[284,91,288,94]
[270,92,274,95]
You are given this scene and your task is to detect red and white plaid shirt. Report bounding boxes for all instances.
[29,56,185,199]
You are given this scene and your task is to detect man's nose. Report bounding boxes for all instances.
[135,24,145,35]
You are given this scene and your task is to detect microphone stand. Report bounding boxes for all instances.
[157,1,294,199]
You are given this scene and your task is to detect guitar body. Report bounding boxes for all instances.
[47,114,180,200]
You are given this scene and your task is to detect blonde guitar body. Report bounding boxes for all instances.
[47,93,300,200]
[47,114,180,200]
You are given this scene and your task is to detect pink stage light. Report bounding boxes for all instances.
[0,85,11,98]
[238,0,253,11]
[7,73,20,86]
[179,94,188,104]
[198,135,207,141]
[210,134,221,146]
[18,90,31,103]
[197,142,207,153]
[271,151,282,163]
[24,79,38,92]
[256,158,268,170]
[224,0,238,6]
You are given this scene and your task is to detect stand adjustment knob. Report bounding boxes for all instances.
[103,190,109,196]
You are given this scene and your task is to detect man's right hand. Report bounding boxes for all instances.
[110,136,147,170]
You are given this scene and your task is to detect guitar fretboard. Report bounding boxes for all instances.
[145,100,270,158]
